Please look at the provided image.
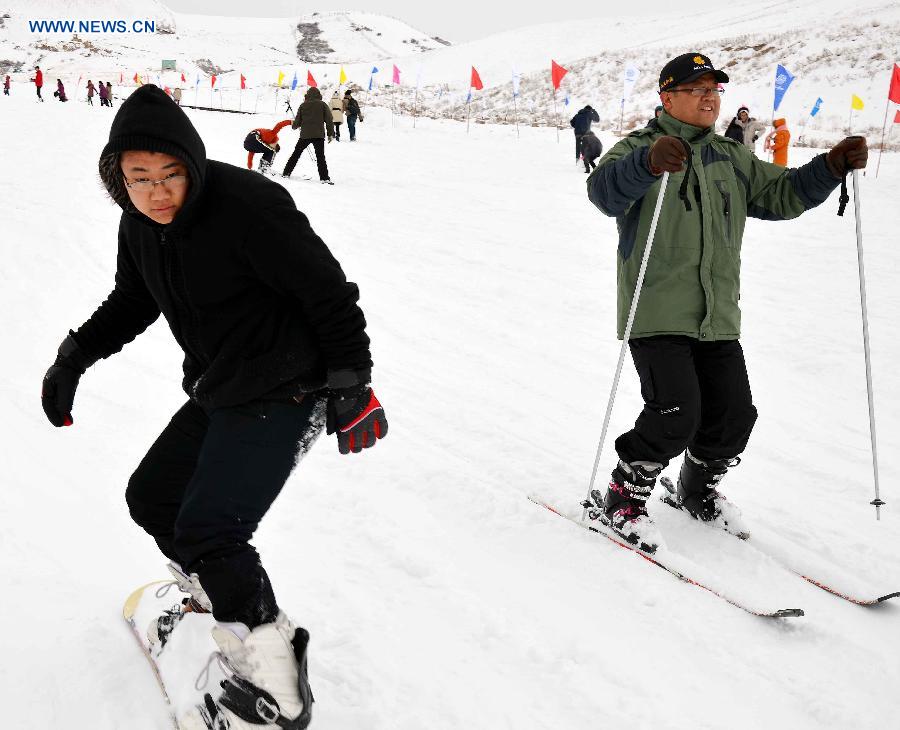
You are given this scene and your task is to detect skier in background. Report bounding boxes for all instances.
[3,75,9,96]
[86,80,95,105]
[173,87,182,106]
[282,86,335,184]
[586,52,867,553]
[53,78,67,102]
[343,89,364,141]
[106,81,113,107]
[31,65,43,101]
[244,118,292,173]
[40,84,388,730]
[764,117,791,166]
[580,130,603,172]
[98,80,108,107]
[330,90,344,141]
[724,106,766,150]
[570,104,599,163]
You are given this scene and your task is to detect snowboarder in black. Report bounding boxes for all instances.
[282,87,334,183]
[570,105,599,162]
[580,131,603,172]
[40,84,388,730]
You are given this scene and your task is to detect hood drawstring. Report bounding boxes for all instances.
[677,137,694,212]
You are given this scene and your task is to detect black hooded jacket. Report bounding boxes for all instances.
[74,84,371,410]
[569,106,599,135]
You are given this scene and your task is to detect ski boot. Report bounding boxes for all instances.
[181,611,313,730]
[258,159,273,175]
[589,460,664,554]
[661,450,749,539]
[147,562,213,655]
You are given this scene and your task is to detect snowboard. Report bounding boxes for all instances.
[123,581,225,729]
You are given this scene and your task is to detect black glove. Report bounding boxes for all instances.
[325,371,388,454]
[41,333,95,427]
[647,135,690,175]
[826,136,868,177]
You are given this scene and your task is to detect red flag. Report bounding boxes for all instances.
[889,63,900,104]
[240,74,246,90]
[132,72,138,84]
[119,72,123,83]
[164,86,171,95]
[895,109,900,124]
[470,66,483,91]
[307,70,317,88]
[181,72,186,83]
[211,74,217,88]
[551,60,568,90]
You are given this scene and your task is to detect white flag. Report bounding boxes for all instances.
[415,67,424,91]
[622,63,640,101]
[512,68,521,98]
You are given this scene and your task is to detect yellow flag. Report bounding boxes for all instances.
[851,94,864,110]
[277,70,285,87]
[339,66,347,85]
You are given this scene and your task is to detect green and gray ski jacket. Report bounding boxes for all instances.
[587,111,841,341]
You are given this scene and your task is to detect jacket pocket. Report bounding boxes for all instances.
[714,180,733,247]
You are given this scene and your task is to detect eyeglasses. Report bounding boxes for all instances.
[666,87,725,97]
[124,172,189,192]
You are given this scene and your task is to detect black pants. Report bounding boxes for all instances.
[615,336,758,467]
[574,133,585,160]
[243,133,275,165]
[283,137,329,180]
[36,86,43,101]
[333,122,341,140]
[347,114,357,140]
[126,396,326,627]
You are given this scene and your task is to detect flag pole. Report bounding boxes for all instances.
[466,93,471,134]
[513,94,520,138]
[553,89,560,143]
[413,87,418,128]
[875,100,892,178]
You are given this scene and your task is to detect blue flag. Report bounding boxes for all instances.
[810,97,823,117]
[773,64,795,111]
[466,90,472,103]
[371,66,379,75]
[564,94,570,106]
[195,74,200,87]
[291,71,298,91]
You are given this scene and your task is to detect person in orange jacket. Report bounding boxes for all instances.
[243,119,292,174]
[764,118,790,166]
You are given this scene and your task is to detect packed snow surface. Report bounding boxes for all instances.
[1,78,899,729]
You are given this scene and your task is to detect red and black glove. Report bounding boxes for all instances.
[326,384,388,454]
[41,333,95,427]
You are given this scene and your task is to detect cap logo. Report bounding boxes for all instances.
[662,76,674,87]
[693,56,706,64]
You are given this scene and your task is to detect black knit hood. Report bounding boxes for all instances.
[304,87,322,101]
[98,84,207,225]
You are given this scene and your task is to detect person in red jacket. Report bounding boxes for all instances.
[243,119,292,174]
[31,66,43,101]
[764,118,791,166]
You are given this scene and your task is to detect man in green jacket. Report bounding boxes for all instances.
[585,52,867,553]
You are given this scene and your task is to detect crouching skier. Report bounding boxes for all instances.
[585,53,867,553]
[40,84,389,729]
[244,119,292,174]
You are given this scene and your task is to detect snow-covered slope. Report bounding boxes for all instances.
[1,76,899,729]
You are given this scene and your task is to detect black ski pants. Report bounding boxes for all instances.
[126,396,326,628]
[283,137,329,180]
[574,133,585,160]
[614,335,758,467]
[243,133,275,165]
[347,114,357,140]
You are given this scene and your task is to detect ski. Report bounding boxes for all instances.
[658,477,900,606]
[528,494,804,619]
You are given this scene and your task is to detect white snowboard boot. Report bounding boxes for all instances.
[181,611,313,730]
[147,562,213,654]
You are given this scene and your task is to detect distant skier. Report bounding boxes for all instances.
[586,52,868,553]
[282,86,335,184]
[40,84,387,730]
[53,78,67,102]
[98,80,109,107]
[106,81,113,107]
[580,130,603,172]
[343,89,364,141]
[330,91,344,141]
[570,104,599,162]
[3,75,9,96]
[31,65,43,101]
[173,87,182,106]
[724,106,766,150]
[86,80,95,105]
[244,119,291,173]
[764,117,791,166]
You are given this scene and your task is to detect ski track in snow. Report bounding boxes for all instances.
[1,87,898,729]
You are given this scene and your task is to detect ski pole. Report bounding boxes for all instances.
[582,171,671,521]
[851,169,884,520]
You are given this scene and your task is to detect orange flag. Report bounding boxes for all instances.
[307,70,317,88]
[551,60,567,90]
[240,74,246,90]
[211,75,217,88]
[889,63,900,104]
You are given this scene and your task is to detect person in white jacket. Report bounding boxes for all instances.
[330,91,344,141]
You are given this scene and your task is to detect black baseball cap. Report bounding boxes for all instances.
[658,53,728,92]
